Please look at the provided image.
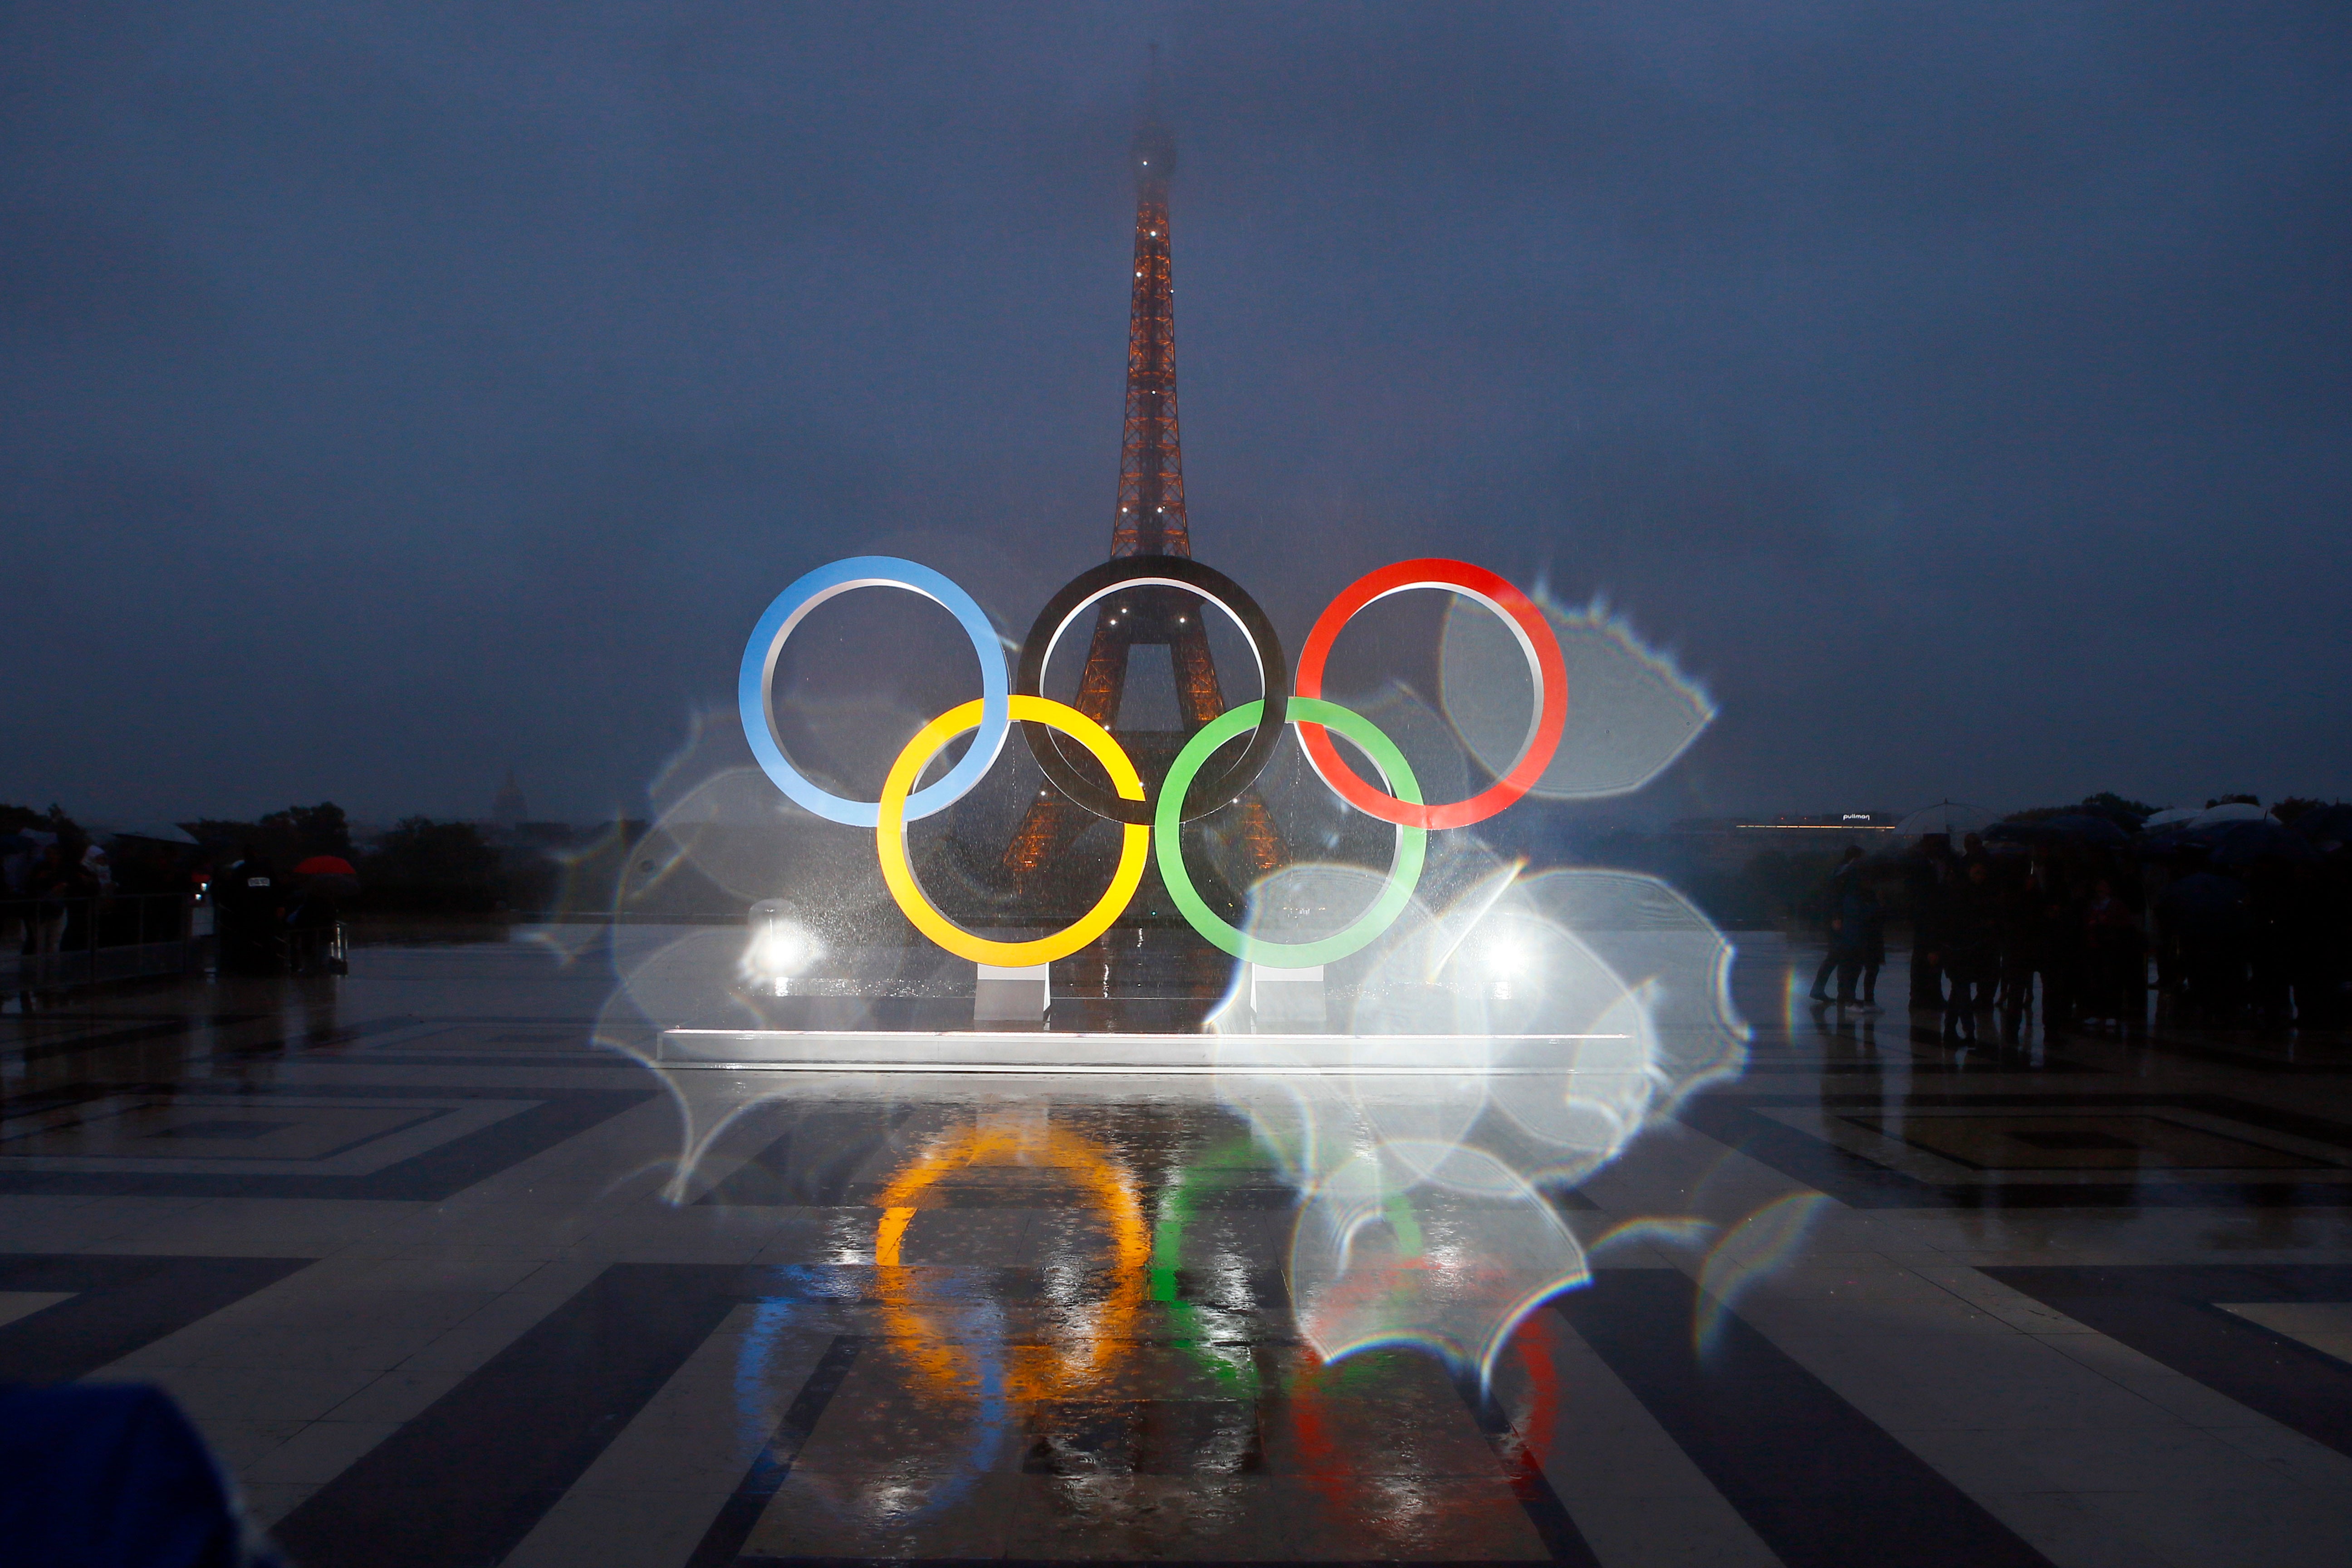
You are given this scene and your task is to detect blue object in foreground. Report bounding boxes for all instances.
[0,1383,283,1568]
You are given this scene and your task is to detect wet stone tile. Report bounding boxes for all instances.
[1020,1399,1264,1476]
[792,1394,1027,1480]
[742,1466,1022,1559]
[27,933,2352,1568]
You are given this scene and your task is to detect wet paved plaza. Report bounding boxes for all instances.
[5,931,2352,1567]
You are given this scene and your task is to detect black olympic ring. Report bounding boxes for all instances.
[1015,555,1290,826]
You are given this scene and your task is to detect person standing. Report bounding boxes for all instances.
[2278,863,2335,1029]
[1838,870,1887,1011]
[214,848,284,976]
[27,840,98,989]
[2083,875,2143,1032]
[1810,846,1865,1004]
[2246,863,2298,1030]
[1995,853,2041,1045]
[1906,835,1953,1010]
[2037,858,2087,1035]
[0,832,34,976]
[1937,858,1998,1042]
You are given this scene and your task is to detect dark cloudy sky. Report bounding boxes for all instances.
[6,2,2347,827]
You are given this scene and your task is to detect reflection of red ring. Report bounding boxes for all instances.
[1510,1321,1558,1470]
[1288,1328,1559,1516]
[1294,559,1568,829]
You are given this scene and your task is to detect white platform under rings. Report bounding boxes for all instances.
[655,1029,1628,1074]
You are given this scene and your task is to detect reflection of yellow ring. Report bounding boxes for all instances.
[876,695,1148,966]
[872,1124,1147,1403]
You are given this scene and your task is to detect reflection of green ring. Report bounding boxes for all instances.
[1150,1136,1273,1396]
[1156,697,1426,968]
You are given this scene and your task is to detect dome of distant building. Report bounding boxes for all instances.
[491,769,528,828]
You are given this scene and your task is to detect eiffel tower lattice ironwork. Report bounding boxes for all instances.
[1000,113,1287,902]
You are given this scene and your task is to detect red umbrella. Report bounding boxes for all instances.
[294,856,355,877]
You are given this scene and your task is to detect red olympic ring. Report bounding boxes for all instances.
[1294,559,1568,830]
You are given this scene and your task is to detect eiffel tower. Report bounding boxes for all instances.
[999,108,1286,919]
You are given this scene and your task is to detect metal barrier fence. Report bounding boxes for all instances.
[0,893,206,990]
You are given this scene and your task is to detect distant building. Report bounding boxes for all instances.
[491,769,528,828]
[1664,813,1901,868]
[1728,812,1902,834]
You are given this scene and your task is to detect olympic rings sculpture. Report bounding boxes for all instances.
[740,554,1567,968]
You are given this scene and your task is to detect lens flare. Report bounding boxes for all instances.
[1289,1143,1588,1383]
[740,901,823,990]
[1584,1215,1717,1261]
[1439,588,1713,801]
[1195,854,1756,1367]
[1694,1192,1832,1356]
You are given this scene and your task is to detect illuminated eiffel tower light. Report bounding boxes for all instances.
[1000,102,1286,909]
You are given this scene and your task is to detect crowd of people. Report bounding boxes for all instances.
[4,829,355,984]
[0,830,115,970]
[1808,822,2349,1039]
[202,848,356,976]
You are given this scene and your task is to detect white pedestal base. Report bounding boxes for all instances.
[974,962,1050,1022]
[656,1027,1608,1073]
[1249,963,1327,1029]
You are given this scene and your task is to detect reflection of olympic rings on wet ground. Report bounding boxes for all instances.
[871,1125,1148,1404]
[740,553,1567,965]
[1289,1332,1558,1519]
[1148,1135,1286,1397]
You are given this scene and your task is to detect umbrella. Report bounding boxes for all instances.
[2141,807,2198,830]
[2185,802,2269,830]
[2290,803,2352,847]
[2157,871,2249,932]
[97,823,201,847]
[2146,807,2301,860]
[1894,800,1998,839]
[293,855,361,900]
[2206,819,2320,870]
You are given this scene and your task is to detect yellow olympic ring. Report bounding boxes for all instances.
[872,1123,1147,1403]
[876,695,1149,966]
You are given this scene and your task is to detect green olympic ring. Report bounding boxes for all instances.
[1155,697,1426,969]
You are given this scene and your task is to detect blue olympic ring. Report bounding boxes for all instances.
[737,556,1011,827]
